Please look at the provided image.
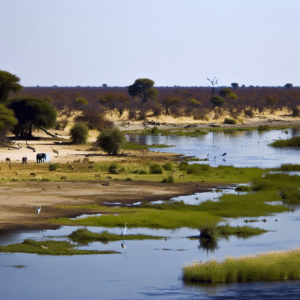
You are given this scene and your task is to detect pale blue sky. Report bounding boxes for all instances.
[1,0,299,87]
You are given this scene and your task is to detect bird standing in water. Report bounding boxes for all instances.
[121,222,127,236]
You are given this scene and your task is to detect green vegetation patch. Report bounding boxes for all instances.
[183,248,300,284]
[279,164,300,171]
[217,225,267,237]
[69,228,165,244]
[0,239,120,255]
[50,206,221,229]
[270,137,300,148]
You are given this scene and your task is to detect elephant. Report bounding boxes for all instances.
[36,153,46,163]
[22,157,27,164]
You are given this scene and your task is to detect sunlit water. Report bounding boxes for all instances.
[128,127,300,168]
[1,128,300,299]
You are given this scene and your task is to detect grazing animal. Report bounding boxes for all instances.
[22,157,27,164]
[36,153,46,163]
[61,176,67,180]
[95,173,101,178]
[5,158,10,163]
[121,222,127,236]
[179,174,185,178]
[53,149,59,156]
[30,173,36,178]
[37,206,41,214]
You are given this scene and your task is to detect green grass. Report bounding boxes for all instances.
[183,248,300,284]
[49,206,221,229]
[0,239,120,255]
[217,225,267,237]
[68,228,165,244]
[270,137,300,148]
[280,186,300,205]
[122,141,172,150]
[279,164,300,171]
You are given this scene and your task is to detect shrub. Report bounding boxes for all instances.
[151,127,160,134]
[96,128,126,156]
[128,110,136,120]
[125,177,133,181]
[70,123,89,144]
[55,119,68,130]
[224,118,237,125]
[162,162,173,171]
[75,109,110,131]
[280,164,300,171]
[178,161,189,171]
[149,163,163,174]
[161,175,174,183]
[258,125,270,131]
[49,164,60,171]
[244,109,255,118]
[187,164,210,175]
[139,170,148,174]
[109,162,119,174]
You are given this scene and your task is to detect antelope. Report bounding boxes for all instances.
[53,149,59,156]
[30,173,36,178]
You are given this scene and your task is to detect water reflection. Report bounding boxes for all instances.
[130,128,300,168]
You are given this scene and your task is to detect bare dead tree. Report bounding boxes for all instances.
[207,77,219,95]
[26,140,36,152]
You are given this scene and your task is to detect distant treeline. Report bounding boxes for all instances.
[11,86,300,120]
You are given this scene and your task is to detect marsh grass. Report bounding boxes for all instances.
[270,136,300,147]
[68,228,165,244]
[122,141,172,150]
[183,248,300,283]
[0,239,120,255]
[280,186,300,205]
[279,164,300,171]
[217,225,267,237]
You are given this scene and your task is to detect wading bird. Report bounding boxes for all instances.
[37,206,41,215]
[121,242,126,249]
[121,222,127,236]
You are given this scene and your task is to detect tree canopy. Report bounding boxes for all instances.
[231,83,239,89]
[128,78,158,104]
[0,70,23,104]
[7,97,57,138]
[96,128,126,156]
[219,88,237,99]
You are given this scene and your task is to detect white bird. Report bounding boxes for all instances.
[37,206,41,214]
[121,222,127,236]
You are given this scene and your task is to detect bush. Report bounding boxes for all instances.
[96,128,126,156]
[162,162,173,171]
[244,109,255,118]
[75,109,110,131]
[224,118,237,125]
[55,119,68,130]
[70,123,89,144]
[187,164,210,175]
[49,164,60,171]
[128,110,136,120]
[161,175,174,183]
[109,162,119,174]
[151,126,160,134]
[149,163,163,174]
[178,161,189,171]
[258,125,270,131]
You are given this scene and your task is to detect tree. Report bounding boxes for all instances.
[0,104,18,140]
[7,97,57,138]
[231,83,239,89]
[128,78,158,104]
[207,77,219,95]
[70,123,89,144]
[219,88,237,99]
[284,83,293,89]
[210,95,225,115]
[74,97,89,110]
[0,70,23,104]
[96,128,126,156]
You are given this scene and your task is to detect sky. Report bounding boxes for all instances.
[1,0,300,87]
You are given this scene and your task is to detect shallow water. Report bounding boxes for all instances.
[2,128,300,299]
[129,128,300,168]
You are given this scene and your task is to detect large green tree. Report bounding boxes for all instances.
[0,70,23,104]
[128,78,158,104]
[7,97,57,138]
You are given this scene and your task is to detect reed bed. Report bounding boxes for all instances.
[183,248,300,284]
